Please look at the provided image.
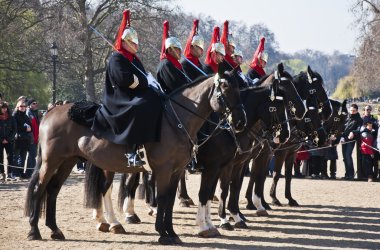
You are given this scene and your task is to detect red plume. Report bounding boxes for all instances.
[220,20,229,51]
[250,37,266,69]
[114,10,131,51]
[204,26,220,72]
[184,19,199,57]
[160,20,170,60]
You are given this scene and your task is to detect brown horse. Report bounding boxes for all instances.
[24,68,247,245]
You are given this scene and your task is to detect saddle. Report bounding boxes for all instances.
[68,100,100,127]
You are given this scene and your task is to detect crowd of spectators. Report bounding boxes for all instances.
[0,93,84,182]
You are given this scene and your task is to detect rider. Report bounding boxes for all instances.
[247,37,268,82]
[157,21,191,93]
[220,20,239,71]
[91,10,162,168]
[203,26,226,74]
[180,19,205,81]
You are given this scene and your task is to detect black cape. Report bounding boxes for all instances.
[156,59,190,93]
[180,58,205,81]
[92,52,162,145]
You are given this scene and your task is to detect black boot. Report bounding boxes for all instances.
[125,145,145,167]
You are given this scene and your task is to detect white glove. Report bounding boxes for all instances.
[238,71,247,83]
[348,132,354,140]
[340,137,345,144]
[146,72,162,91]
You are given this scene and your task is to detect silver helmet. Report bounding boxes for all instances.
[165,37,182,50]
[122,27,139,45]
[211,42,225,56]
[191,34,204,50]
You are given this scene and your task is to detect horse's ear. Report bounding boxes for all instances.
[307,65,313,76]
[342,99,347,107]
[217,63,225,77]
[277,63,284,74]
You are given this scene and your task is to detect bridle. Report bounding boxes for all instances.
[325,104,347,139]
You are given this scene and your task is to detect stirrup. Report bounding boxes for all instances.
[125,153,146,167]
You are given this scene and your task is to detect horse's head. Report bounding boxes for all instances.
[271,63,306,120]
[323,99,348,141]
[210,66,247,132]
[296,97,327,147]
[293,66,332,121]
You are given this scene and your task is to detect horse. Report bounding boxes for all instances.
[267,99,347,207]
[24,66,247,245]
[193,63,307,236]
[245,66,333,210]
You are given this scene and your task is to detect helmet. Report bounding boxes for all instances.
[260,51,269,62]
[211,42,225,56]
[232,48,243,58]
[191,34,204,50]
[228,34,236,48]
[165,37,182,50]
[122,27,138,45]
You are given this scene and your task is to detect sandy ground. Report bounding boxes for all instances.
[0,151,380,250]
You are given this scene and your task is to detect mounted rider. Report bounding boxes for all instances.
[180,19,206,81]
[247,37,268,82]
[220,20,240,71]
[91,10,162,167]
[203,26,226,74]
[157,21,191,93]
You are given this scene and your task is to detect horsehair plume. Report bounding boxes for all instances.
[160,20,170,60]
[250,37,265,68]
[114,9,131,51]
[205,26,220,65]
[184,19,199,57]
[220,20,229,47]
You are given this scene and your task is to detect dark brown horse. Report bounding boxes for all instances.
[24,68,247,245]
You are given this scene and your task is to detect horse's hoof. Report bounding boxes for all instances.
[109,224,127,234]
[179,200,190,207]
[289,200,300,207]
[272,199,282,206]
[126,214,141,224]
[198,228,221,238]
[27,231,42,240]
[239,212,248,222]
[170,236,183,244]
[219,222,234,231]
[246,203,257,210]
[97,222,110,232]
[158,236,174,245]
[256,210,269,216]
[234,221,248,229]
[148,208,157,217]
[186,198,195,206]
[263,203,272,210]
[51,229,65,240]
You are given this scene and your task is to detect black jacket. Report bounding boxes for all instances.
[180,58,205,81]
[92,52,163,145]
[0,114,16,143]
[13,110,32,143]
[247,68,264,81]
[342,112,363,141]
[157,59,190,93]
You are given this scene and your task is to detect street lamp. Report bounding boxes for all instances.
[50,42,58,104]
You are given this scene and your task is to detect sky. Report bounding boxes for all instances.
[175,0,359,55]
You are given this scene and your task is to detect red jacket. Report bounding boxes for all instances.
[360,129,375,155]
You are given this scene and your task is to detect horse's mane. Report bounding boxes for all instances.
[169,75,211,96]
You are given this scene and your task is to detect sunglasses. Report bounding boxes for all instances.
[365,109,371,111]
[19,105,26,108]
[32,102,38,105]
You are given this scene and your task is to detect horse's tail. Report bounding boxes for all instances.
[24,144,46,217]
[84,162,105,209]
[117,173,128,212]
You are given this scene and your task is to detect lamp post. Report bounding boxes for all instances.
[50,42,58,104]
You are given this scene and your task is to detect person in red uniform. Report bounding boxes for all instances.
[220,20,238,70]
[203,26,226,74]
[92,10,162,167]
[180,19,205,81]
[156,21,190,93]
[359,118,377,182]
[247,37,268,81]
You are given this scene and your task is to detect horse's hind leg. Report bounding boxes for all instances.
[45,159,77,240]
[123,173,142,224]
[284,153,299,206]
[103,182,127,234]
[177,171,195,207]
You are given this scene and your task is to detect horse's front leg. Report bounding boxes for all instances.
[218,170,234,231]
[178,172,195,207]
[284,154,299,206]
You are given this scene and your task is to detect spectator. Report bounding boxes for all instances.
[340,104,363,180]
[12,100,32,181]
[0,102,16,181]
[359,118,376,182]
[25,99,40,179]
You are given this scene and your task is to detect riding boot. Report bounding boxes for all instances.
[125,144,145,167]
